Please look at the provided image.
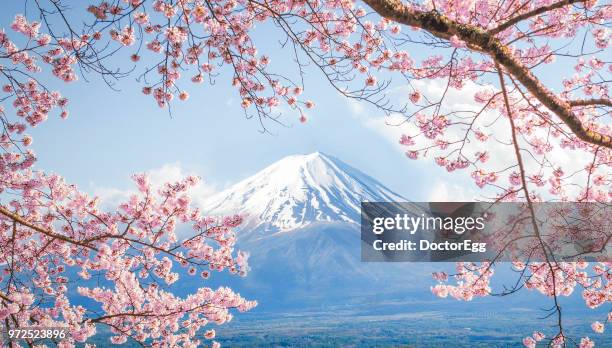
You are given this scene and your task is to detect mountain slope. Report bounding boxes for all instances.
[203,152,407,236]
[199,152,433,308]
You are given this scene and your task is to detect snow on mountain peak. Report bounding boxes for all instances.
[202,152,405,232]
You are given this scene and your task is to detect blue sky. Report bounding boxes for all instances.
[28,57,455,201]
[2,1,584,203]
[0,1,484,202]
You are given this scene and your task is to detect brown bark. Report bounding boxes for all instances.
[362,0,611,149]
[0,206,99,251]
[569,98,612,107]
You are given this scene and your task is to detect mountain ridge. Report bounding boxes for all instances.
[192,152,439,307]
[202,152,409,236]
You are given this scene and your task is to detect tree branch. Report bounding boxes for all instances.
[496,62,566,341]
[569,98,612,107]
[362,0,611,148]
[489,0,586,35]
[0,206,99,251]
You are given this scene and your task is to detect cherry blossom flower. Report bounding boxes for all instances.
[591,321,605,333]
[522,336,536,348]
[532,331,545,341]
[580,337,595,348]
[365,75,377,87]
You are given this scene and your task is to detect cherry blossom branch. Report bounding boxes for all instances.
[362,0,611,148]
[496,62,566,342]
[0,206,99,251]
[569,98,612,107]
[489,0,586,35]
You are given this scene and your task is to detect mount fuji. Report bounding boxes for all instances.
[203,152,407,234]
[200,152,433,308]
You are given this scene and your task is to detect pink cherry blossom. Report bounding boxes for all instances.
[591,321,605,333]
[532,331,545,341]
[580,337,595,348]
[522,336,536,348]
[165,26,187,44]
[110,26,136,46]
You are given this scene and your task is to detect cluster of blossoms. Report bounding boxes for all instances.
[110,26,136,46]
[522,331,546,348]
[0,157,256,346]
[0,153,257,347]
[432,203,611,347]
[4,15,82,83]
[1,8,255,347]
[85,0,354,121]
[10,14,40,38]
[434,260,611,347]
[470,169,498,188]
[430,262,493,301]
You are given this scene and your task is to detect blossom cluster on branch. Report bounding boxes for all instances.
[1,5,255,347]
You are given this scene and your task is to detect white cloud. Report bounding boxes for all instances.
[428,180,475,202]
[346,99,417,153]
[93,186,133,210]
[347,98,365,116]
[92,162,217,210]
[346,80,511,167]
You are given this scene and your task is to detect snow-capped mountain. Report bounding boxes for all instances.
[203,152,406,234]
[197,152,434,307]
